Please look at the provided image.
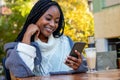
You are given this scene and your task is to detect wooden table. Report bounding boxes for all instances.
[15,69,120,80]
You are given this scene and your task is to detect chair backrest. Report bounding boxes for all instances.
[2,57,11,80]
[96,51,117,70]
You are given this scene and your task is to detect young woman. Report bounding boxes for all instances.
[4,0,87,77]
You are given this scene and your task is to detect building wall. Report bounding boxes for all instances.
[96,39,108,52]
[93,0,104,13]
[93,0,120,13]
[94,5,120,39]
[92,0,120,52]
[105,0,120,7]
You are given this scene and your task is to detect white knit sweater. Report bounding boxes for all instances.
[17,35,72,75]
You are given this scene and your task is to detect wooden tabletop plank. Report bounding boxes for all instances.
[14,69,120,80]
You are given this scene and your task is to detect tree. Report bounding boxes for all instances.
[0,0,35,61]
[57,0,94,43]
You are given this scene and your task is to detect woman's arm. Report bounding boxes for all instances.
[4,24,40,77]
[4,42,36,77]
[77,55,88,72]
[17,43,36,71]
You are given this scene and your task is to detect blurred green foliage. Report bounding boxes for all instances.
[0,0,35,61]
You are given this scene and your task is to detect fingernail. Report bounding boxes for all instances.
[75,50,77,52]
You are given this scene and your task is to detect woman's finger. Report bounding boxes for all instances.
[35,30,40,40]
[65,56,82,70]
[74,50,82,59]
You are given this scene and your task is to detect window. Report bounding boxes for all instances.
[108,38,120,58]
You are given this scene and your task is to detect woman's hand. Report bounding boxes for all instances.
[22,24,40,44]
[65,50,82,70]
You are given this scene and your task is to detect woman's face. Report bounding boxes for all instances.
[36,5,60,39]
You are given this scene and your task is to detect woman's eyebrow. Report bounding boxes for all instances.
[47,14,52,17]
[47,14,60,19]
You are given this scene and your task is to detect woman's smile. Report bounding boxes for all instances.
[44,26,55,33]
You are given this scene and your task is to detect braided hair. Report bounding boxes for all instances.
[15,0,65,42]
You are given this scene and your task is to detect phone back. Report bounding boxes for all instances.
[69,42,86,58]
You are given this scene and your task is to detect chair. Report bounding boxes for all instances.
[2,57,11,80]
[96,51,117,70]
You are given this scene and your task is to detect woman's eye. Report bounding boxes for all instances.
[55,21,59,24]
[46,17,51,21]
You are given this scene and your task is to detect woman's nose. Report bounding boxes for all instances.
[49,20,55,27]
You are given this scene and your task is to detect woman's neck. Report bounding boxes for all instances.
[38,35,48,43]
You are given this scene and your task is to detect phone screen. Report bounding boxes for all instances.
[69,42,86,58]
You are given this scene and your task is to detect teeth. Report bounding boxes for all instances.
[45,26,53,32]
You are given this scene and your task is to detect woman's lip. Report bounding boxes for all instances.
[45,27,54,33]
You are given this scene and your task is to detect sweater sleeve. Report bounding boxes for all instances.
[77,54,88,72]
[17,43,36,71]
[4,42,35,78]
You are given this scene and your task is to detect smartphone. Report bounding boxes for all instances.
[69,42,86,58]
